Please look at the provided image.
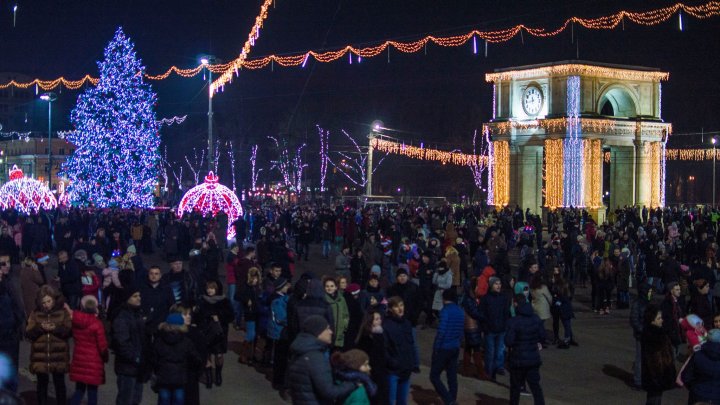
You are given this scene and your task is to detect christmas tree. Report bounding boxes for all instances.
[62,27,160,208]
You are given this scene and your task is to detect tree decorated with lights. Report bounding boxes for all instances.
[62,27,160,208]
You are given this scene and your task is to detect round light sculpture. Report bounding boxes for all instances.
[0,165,58,213]
[177,171,243,239]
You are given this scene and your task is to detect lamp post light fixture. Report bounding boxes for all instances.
[201,55,216,172]
[40,92,58,187]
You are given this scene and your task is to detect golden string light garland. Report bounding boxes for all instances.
[543,139,564,209]
[493,141,510,207]
[583,139,603,208]
[370,138,487,166]
[220,1,720,73]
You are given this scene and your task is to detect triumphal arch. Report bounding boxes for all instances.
[483,61,671,222]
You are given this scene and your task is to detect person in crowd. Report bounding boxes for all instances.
[430,289,464,405]
[286,315,357,403]
[461,278,488,380]
[384,296,415,405]
[170,304,206,405]
[162,256,198,307]
[331,349,377,404]
[335,246,351,279]
[237,267,262,365]
[350,248,368,287]
[417,252,436,328]
[360,274,385,313]
[139,266,175,337]
[432,260,453,313]
[550,275,577,349]
[288,277,334,343]
[267,277,291,391]
[324,276,350,350]
[0,251,25,393]
[112,287,146,405]
[660,281,685,355]
[689,278,714,328]
[57,250,83,309]
[69,295,108,405]
[680,328,720,404]
[479,276,510,380]
[20,256,47,321]
[630,279,653,390]
[597,258,616,315]
[225,243,242,330]
[197,280,234,388]
[641,304,676,405]
[505,294,546,405]
[356,310,389,405]
[343,283,364,350]
[386,269,421,371]
[529,273,552,347]
[152,312,203,405]
[26,285,72,405]
[681,314,709,353]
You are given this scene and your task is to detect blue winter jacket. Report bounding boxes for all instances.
[268,293,289,340]
[682,341,720,401]
[433,302,464,351]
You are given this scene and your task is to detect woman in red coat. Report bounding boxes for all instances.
[69,295,108,405]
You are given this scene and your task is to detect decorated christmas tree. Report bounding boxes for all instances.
[62,27,160,208]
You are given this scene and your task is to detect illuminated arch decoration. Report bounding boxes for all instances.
[177,172,243,239]
[0,165,58,213]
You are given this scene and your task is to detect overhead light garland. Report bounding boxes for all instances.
[221,1,720,74]
[177,171,243,240]
[210,0,275,94]
[486,64,669,83]
[3,1,717,91]
[370,138,486,166]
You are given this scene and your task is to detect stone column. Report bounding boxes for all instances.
[635,140,651,208]
[610,146,635,209]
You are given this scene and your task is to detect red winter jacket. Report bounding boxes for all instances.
[70,310,108,386]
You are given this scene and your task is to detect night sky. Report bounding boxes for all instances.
[0,0,718,199]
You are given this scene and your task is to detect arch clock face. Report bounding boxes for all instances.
[522,85,543,116]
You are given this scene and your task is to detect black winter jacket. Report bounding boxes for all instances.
[152,323,203,387]
[479,290,510,333]
[287,333,355,405]
[112,304,146,376]
[505,302,545,368]
[139,281,175,334]
[383,315,415,379]
[386,282,421,326]
[641,324,676,392]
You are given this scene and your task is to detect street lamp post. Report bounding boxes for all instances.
[713,137,717,208]
[40,92,57,187]
[201,56,216,172]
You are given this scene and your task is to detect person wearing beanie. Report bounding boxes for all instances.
[430,288,464,405]
[343,283,364,350]
[331,349,377,404]
[151,312,202,405]
[287,315,356,404]
[268,277,292,391]
[162,256,198,307]
[682,328,720,404]
[111,287,146,405]
[360,275,386,313]
[69,295,108,405]
[479,274,510,380]
[505,294,546,405]
[417,252,437,328]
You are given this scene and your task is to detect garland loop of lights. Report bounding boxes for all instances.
[0,165,58,213]
[225,1,720,73]
[210,0,274,94]
[177,172,244,240]
[370,138,487,166]
[5,1,718,91]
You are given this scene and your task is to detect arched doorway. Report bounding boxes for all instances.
[598,86,638,118]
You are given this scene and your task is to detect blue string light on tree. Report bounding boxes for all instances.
[61,27,160,208]
[0,165,57,213]
[177,172,243,240]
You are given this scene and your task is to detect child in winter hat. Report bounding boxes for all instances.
[681,314,709,352]
[331,349,377,403]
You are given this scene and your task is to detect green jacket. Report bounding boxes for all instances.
[325,293,349,347]
[343,386,370,405]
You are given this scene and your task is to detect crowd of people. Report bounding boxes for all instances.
[0,203,720,404]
